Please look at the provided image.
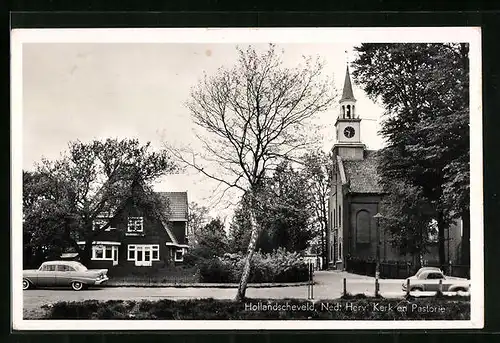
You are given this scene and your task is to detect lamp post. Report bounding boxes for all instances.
[373,213,383,281]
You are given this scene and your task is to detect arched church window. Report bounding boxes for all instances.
[352,105,355,117]
[342,105,345,118]
[346,105,351,118]
[356,210,371,244]
[338,243,342,260]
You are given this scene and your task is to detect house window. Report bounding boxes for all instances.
[94,246,104,259]
[152,246,159,260]
[128,245,136,260]
[105,246,113,259]
[127,217,144,232]
[174,248,184,262]
[92,245,119,263]
[127,244,160,264]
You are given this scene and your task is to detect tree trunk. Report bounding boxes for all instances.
[235,213,260,301]
[437,211,446,269]
[460,210,470,266]
[80,239,93,266]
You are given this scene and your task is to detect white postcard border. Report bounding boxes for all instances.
[11,27,483,330]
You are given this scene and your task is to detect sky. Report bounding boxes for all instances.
[22,42,386,220]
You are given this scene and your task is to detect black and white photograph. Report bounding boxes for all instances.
[11,27,483,330]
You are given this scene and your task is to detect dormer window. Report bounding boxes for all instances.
[127,217,144,233]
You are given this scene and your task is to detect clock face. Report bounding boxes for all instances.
[344,126,355,138]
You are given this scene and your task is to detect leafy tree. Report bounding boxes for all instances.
[301,150,332,268]
[378,179,436,269]
[192,217,229,258]
[228,161,314,254]
[187,202,211,246]
[352,43,469,267]
[228,197,253,254]
[23,138,177,265]
[167,44,336,299]
[23,170,70,267]
[257,161,314,253]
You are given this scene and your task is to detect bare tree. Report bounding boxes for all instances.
[167,44,336,300]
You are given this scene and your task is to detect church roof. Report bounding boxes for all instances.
[341,150,384,194]
[340,66,356,102]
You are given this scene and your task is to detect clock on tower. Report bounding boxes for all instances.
[343,126,355,139]
[332,65,365,161]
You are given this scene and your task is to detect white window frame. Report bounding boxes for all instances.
[92,218,116,231]
[91,245,119,265]
[127,244,160,263]
[174,248,184,262]
[127,217,144,233]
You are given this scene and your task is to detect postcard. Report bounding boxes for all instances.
[11,27,483,330]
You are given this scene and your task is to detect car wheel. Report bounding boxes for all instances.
[454,287,467,294]
[22,279,31,290]
[410,287,423,292]
[71,281,84,291]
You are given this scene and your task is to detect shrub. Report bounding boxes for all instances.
[198,248,309,283]
[43,297,471,320]
[199,258,233,283]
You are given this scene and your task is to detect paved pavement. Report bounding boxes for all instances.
[23,271,409,311]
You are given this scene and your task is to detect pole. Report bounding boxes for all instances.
[307,262,314,300]
[376,217,380,280]
[373,213,383,297]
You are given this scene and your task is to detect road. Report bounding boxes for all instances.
[23,271,407,311]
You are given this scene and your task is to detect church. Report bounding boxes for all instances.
[327,66,463,271]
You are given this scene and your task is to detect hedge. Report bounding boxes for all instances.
[42,297,470,320]
[198,248,310,283]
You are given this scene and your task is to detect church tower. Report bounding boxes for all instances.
[332,66,366,160]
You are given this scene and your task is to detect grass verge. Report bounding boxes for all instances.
[36,296,470,320]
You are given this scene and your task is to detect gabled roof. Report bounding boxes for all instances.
[341,150,384,194]
[157,191,188,221]
[340,66,356,102]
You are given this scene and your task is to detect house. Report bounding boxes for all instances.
[76,191,189,271]
[327,66,463,271]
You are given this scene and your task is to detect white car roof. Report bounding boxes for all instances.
[42,261,82,267]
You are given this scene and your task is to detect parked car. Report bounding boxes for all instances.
[414,266,442,277]
[23,261,109,291]
[402,269,469,293]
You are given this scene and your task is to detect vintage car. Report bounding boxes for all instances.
[23,261,109,291]
[414,266,442,277]
[402,269,469,293]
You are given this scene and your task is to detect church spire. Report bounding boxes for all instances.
[340,66,356,102]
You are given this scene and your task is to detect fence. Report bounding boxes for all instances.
[346,258,470,279]
[105,265,199,286]
[340,277,470,298]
